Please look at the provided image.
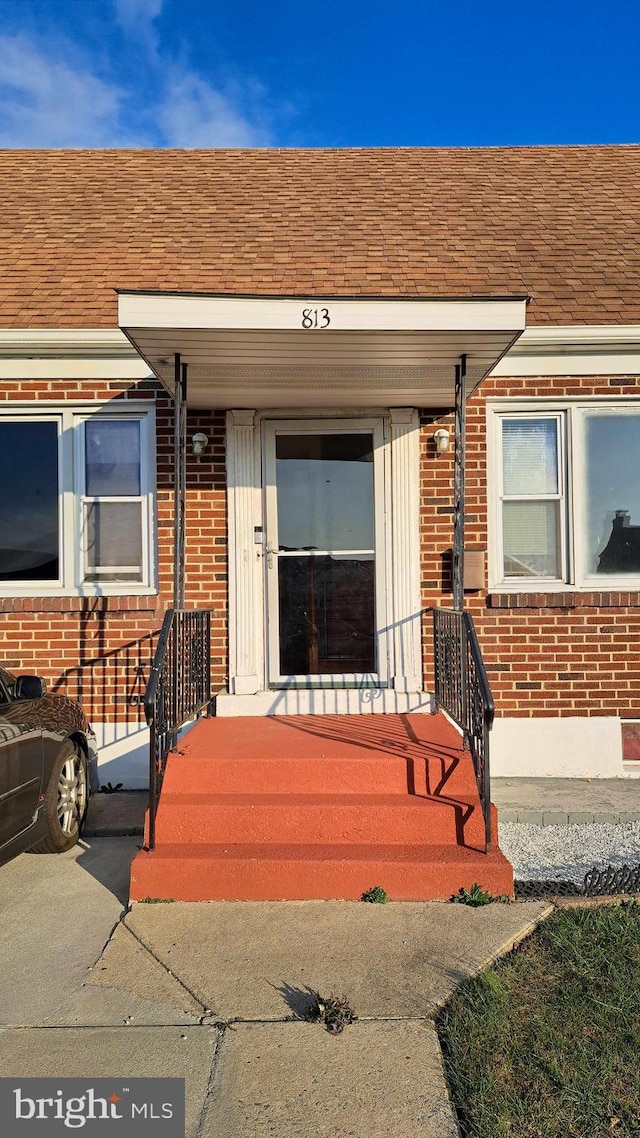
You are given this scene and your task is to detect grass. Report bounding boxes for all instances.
[437,902,640,1138]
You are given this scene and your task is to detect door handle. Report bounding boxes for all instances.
[265,541,277,569]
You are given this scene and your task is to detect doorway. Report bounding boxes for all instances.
[262,419,388,688]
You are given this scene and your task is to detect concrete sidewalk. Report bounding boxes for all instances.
[0,834,552,1138]
[492,777,640,826]
[79,898,556,1137]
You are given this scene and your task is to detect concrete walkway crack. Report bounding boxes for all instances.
[194,1023,228,1138]
[122,916,210,1019]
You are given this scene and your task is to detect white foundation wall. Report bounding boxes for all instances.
[490,716,624,778]
[93,722,150,789]
[93,719,202,789]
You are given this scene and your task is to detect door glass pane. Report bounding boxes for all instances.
[276,434,374,550]
[85,420,141,496]
[586,415,640,574]
[503,501,560,577]
[0,421,59,580]
[84,501,142,581]
[502,419,558,495]
[278,555,375,675]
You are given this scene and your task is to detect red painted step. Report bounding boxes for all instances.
[130,712,513,902]
[154,791,485,847]
[130,841,513,902]
[163,712,479,800]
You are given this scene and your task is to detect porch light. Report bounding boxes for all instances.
[433,427,450,455]
[191,432,209,458]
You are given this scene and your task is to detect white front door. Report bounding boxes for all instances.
[263,418,388,688]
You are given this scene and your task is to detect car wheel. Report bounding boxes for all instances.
[31,741,88,854]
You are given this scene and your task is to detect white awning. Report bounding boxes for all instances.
[118,292,528,408]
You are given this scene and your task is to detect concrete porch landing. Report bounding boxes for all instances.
[131,712,512,902]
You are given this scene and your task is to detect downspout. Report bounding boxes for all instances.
[452,354,467,612]
[173,353,187,610]
[452,355,468,741]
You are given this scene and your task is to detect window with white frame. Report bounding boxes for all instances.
[491,404,640,589]
[0,406,155,593]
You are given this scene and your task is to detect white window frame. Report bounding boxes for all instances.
[0,401,156,597]
[496,411,568,586]
[488,398,640,592]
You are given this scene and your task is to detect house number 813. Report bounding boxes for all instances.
[301,307,330,329]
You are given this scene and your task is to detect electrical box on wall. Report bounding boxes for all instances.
[464,550,485,591]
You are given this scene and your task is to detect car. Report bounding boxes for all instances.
[0,666,99,865]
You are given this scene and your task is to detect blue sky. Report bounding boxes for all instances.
[0,0,638,147]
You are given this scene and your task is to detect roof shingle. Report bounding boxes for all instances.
[1,145,639,328]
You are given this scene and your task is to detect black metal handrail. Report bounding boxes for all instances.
[433,608,495,847]
[144,608,211,850]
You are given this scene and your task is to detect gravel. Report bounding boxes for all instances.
[498,820,640,884]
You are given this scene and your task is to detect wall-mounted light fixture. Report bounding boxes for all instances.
[433,427,450,455]
[191,432,209,458]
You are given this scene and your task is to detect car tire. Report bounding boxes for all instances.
[31,741,88,854]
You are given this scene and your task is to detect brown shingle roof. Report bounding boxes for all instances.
[2,146,639,328]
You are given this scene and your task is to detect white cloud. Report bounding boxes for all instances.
[158,73,270,146]
[114,0,163,27]
[114,0,163,59]
[0,18,275,148]
[0,35,131,147]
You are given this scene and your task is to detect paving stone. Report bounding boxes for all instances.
[542,811,569,826]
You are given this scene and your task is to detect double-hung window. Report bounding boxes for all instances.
[0,405,155,594]
[491,403,640,590]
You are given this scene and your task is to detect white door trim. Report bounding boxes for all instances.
[389,407,422,692]
[226,409,263,694]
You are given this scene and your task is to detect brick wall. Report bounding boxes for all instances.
[420,371,640,720]
[0,378,227,726]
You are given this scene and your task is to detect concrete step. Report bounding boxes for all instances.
[161,753,476,799]
[131,712,511,903]
[153,791,485,847]
[176,712,467,767]
[130,840,513,902]
[168,711,476,800]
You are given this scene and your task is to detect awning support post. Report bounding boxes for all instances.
[452,353,467,612]
[173,353,187,610]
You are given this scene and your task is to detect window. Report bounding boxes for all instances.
[0,405,155,594]
[82,419,144,584]
[0,420,60,581]
[491,404,640,590]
